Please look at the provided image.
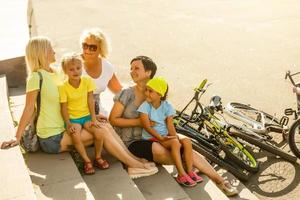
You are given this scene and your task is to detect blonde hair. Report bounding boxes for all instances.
[80,28,110,58]
[61,52,82,72]
[25,36,52,73]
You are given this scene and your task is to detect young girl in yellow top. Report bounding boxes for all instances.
[138,77,203,187]
[59,53,109,175]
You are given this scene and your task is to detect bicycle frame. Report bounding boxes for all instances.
[224,104,286,135]
[285,70,300,119]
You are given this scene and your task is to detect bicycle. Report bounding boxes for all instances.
[225,102,289,139]
[210,97,297,163]
[174,79,259,180]
[285,70,300,158]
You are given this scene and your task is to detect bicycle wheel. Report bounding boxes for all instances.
[219,135,259,173]
[288,119,300,158]
[230,126,297,163]
[176,111,259,173]
[177,128,251,181]
[191,140,251,182]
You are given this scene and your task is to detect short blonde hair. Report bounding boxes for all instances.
[61,52,82,72]
[80,28,110,58]
[25,36,52,73]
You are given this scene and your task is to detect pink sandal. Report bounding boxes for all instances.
[176,174,197,187]
[188,171,203,183]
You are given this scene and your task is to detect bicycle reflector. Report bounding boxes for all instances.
[280,116,289,126]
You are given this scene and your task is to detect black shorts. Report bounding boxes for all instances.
[128,140,154,162]
[128,140,185,162]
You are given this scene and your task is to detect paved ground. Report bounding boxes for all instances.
[5,0,300,199]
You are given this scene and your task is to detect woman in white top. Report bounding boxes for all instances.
[80,28,122,117]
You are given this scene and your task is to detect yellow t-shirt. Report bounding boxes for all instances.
[26,69,65,139]
[58,76,95,119]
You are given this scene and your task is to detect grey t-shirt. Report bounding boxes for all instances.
[113,87,142,147]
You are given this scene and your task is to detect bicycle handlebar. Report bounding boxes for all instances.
[197,79,207,91]
[285,71,300,86]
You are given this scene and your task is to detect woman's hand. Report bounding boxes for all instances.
[293,86,300,94]
[91,120,101,128]
[96,114,108,123]
[1,138,19,149]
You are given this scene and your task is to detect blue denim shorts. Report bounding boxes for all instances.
[39,133,64,154]
[69,115,92,126]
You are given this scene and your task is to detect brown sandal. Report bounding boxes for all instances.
[94,157,110,170]
[84,162,95,175]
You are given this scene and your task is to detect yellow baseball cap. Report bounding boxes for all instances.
[147,77,168,96]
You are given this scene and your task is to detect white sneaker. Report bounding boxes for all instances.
[144,162,156,168]
[128,166,158,179]
[217,181,239,197]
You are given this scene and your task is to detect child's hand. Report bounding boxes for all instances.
[160,135,177,141]
[293,86,300,94]
[67,123,76,134]
[91,120,101,128]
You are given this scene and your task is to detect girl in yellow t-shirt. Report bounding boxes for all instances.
[59,53,109,175]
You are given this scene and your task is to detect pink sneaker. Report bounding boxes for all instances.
[188,171,203,183]
[176,174,197,187]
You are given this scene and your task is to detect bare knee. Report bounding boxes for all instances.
[170,139,182,150]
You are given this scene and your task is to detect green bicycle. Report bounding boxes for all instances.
[174,79,259,174]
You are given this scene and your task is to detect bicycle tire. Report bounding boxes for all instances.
[288,119,300,158]
[230,127,297,163]
[191,141,251,182]
[217,134,260,173]
[176,111,259,173]
[177,128,251,181]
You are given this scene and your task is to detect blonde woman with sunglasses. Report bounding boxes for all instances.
[80,28,122,118]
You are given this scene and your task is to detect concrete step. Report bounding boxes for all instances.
[0,75,36,200]
[83,147,145,200]
[134,165,191,200]
[25,152,95,200]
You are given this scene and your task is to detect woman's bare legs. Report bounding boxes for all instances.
[192,150,224,184]
[60,129,94,152]
[102,122,151,163]
[97,125,150,168]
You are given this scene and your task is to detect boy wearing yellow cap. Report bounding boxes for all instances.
[137,77,203,187]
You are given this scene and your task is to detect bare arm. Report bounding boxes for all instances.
[60,102,71,126]
[60,102,76,133]
[166,116,177,136]
[140,113,164,141]
[108,73,122,94]
[87,91,96,121]
[1,90,38,148]
[109,101,141,127]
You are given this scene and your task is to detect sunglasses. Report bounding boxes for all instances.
[82,43,98,51]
